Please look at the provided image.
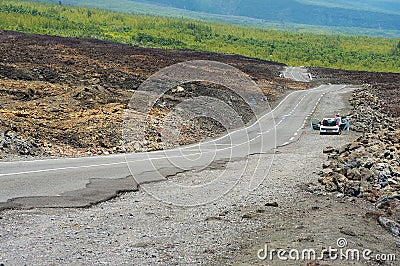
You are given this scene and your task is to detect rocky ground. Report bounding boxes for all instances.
[0,30,312,160]
[318,86,400,238]
[1,85,399,266]
[1,31,397,161]
[0,30,399,265]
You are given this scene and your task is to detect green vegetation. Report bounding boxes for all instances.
[124,0,400,32]
[22,0,400,38]
[0,0,399,73]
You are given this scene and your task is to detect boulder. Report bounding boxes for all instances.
[359,167,375,182]
[321,168,333,176]
[322,161,332,169]
[348,141,360,151]
[375,195,390,209]
[378,216,400,236]
[347,168,362,181]
[323,146,336,154]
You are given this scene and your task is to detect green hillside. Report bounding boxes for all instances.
[130,0,400,30]
[299,0,400,15]
[0,0,399,73]
[129,0,400,33]
[22,0,400,38]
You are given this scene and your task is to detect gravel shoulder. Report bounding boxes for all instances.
[228,86,400,265]
[1,85,398,265]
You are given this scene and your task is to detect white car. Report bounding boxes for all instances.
[320,118,340,135]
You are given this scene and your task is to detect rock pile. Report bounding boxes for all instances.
[319,88,400,235]
[0,131,40,158]
[319,129,400,200]
[349,89,398,133]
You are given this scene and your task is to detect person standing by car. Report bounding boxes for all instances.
[344,117,350,131]
[341,116,350,131]
[335,114,342,134]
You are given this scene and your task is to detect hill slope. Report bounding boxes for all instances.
[1,0,399,73]
[27,0,400,37]
[0,30,293,158]
[1,30,398,159]
[300,0,400,15]
[133,0,400,30]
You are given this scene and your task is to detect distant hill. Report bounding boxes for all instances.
[300,0,400,15]
[28,0,400,38]
[133,0,399,30]
[1,0,399,73]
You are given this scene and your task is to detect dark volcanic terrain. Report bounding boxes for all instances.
[0,30,400,265]
[0,30,399,160]
[0,30,311,159]
[310,67,400,117]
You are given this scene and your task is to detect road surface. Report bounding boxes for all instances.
[282,66,312,82]
[0,68,344,209]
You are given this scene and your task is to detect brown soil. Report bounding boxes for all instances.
[0,30,311,159]
[0,30,398,160]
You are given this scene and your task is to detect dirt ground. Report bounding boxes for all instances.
[227,87,399,266]
[1,31,397,159]
[0,30,311,159]
[0,31,399,265]
[1,85,398,266]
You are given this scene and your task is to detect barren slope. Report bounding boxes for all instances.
[0,30,310,159]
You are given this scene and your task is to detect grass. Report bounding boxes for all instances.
[0,0,399,73]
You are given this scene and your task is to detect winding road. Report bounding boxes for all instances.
[283,66,313,82]
[0,67,345,209]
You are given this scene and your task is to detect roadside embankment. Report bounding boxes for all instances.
[319,86,400,236]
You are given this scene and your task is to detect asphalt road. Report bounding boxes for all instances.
[282,66,312,82]
[0,68,344,209]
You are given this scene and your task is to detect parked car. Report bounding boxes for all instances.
[310,118,321,130]
[320,118,340,135]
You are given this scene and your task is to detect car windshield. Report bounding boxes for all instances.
[322,119,336,126]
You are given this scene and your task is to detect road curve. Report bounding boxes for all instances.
[282,66,312,82]
[0,75,345,209]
